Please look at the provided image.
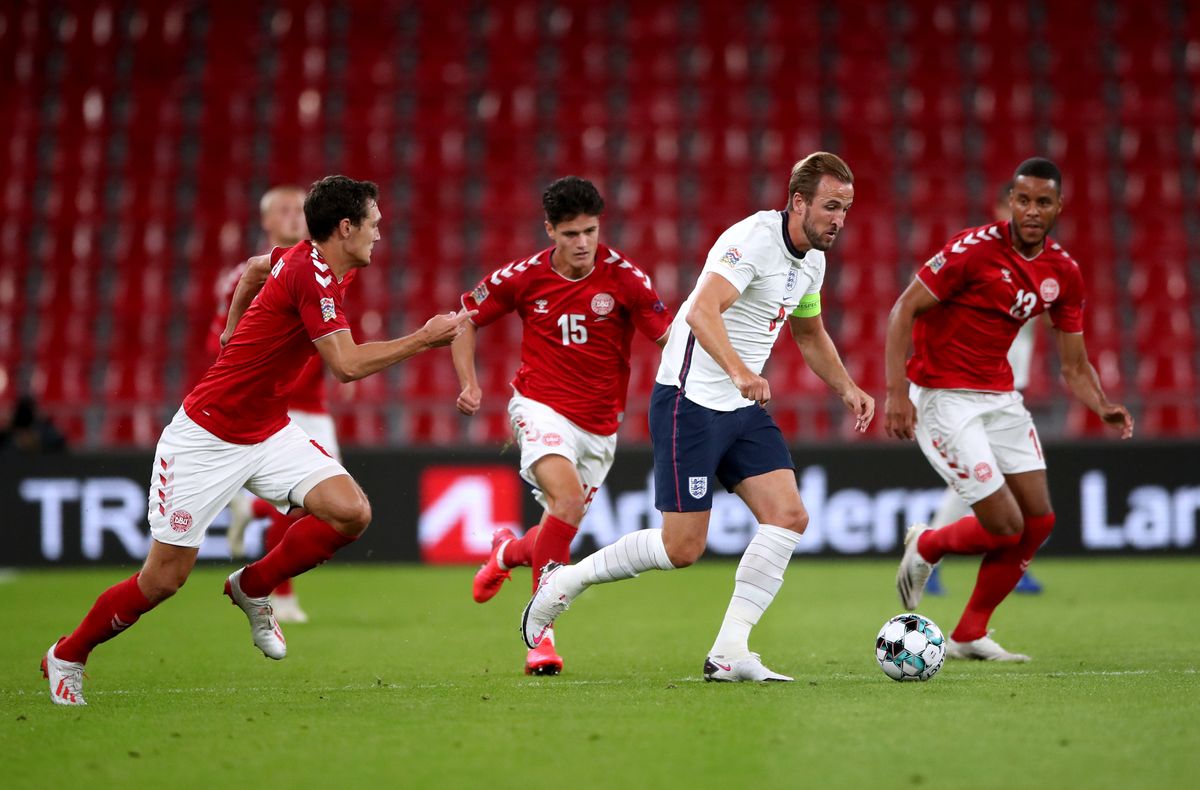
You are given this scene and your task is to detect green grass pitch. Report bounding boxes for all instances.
[2,558,1197,789]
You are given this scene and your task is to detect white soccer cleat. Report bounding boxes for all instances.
[946,631,1031,662]
[270,593,309,624]
[41,641,86,706]
[521,562,573,649]
[703,653,794,682]
[227,494,252,559]
[224,568,287,660]
[896,523,937,610]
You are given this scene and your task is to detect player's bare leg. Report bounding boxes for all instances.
[45,541,198,705]
[703,470,804,682]
[228,475,369,658]
[520,511,696,649]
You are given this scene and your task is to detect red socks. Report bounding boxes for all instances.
[501,525,540,570]
[531,515,578,590]
[952,513,1056,642]
[264,510,303,597]
[238,516,355,598]
[917,515,1020,564]
[57,573,155,664]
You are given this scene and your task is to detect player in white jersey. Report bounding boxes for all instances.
[925,182,1043,597]
[520,153,875,681]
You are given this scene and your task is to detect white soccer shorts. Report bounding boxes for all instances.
[288,409,341,461]
[911,384,1046,505]
[148,408,348,548]
[507,393,617,513]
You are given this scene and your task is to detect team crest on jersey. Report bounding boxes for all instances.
[320,297,336,322]
[785,268,799,292]
[718,246,743,268]
[1039,278,1060,302]
[688,476,708,499]
[533,299,549,314]
[471,282,489,304]
[925,252,947,273]
[973,462,993,483]
[1000,267,1012,283]
[591,293,615,316]
[169,509,193,533]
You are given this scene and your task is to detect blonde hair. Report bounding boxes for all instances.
[787,152,854,203]
[259,185,306,217]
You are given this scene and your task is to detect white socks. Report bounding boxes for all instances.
[556,528,675,599]
[710,524,801,659]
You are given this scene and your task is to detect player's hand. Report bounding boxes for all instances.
[1099,402,1134,439]
[219,329,233,348]
[841,385,875,433]
[732,369,771,405]
[457,384,482,416]
[884,390,917,440]
[421,309,477,348]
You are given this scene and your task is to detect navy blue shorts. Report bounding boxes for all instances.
[649,383,795,513]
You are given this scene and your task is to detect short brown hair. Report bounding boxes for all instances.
[787,152,854,203]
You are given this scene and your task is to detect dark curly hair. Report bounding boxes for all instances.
[542,176,605,226]
[304,176,380,242]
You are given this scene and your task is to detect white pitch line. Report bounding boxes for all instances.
[3,668,1194,698]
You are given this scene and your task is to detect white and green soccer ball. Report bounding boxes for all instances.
[876,613,946,682]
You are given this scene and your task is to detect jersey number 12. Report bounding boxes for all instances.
[558,314,588,345]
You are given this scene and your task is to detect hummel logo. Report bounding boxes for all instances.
[111,615,132,632]
[315,273,332,288]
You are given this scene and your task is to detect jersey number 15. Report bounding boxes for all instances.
[558,314,588,345]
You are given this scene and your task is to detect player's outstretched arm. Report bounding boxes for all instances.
[220,254,272,346]
[788,315,874,432]
[686,273,770,404]
[1054,330,1134,439]
[451,320,482,416]
[883,279,937,439]
[315,309,476,383]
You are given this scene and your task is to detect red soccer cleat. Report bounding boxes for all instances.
[524,627,563,676]
[472,527,517,603]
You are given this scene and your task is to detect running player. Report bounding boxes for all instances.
[886,158,1132,662]
[212,185,324,623]
[456,176,672,675]
[520,153,874,681]
[41,176,473,705]
[926,180,1043,597]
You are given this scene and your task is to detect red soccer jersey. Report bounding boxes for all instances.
[908,220,1085,391]
[185,241,351,443]
[461,244,672,435]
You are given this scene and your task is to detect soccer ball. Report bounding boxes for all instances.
[875,613,946,682]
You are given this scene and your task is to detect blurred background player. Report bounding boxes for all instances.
[925,181,1043,598]
[455,176,672,675]
[886,158,1133,662]
[520,153,874,681]
[42,176,474,705]
[211,185,327,623]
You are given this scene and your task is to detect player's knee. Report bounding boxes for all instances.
[777,505,808,535]
[139,569,187,603]
[546,491,587,526]
[327,492,372,537]
[663,534,706,568]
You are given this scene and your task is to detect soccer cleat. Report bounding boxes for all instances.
[270,592,309,624]
[226,494,252,559]
[703,653,793,682]
[521,561,572,649]
[896,523,937,610]
[42,640,87,706]
[224,568,287,660]
[524,627,564,676]
[1014,570,1044,594]
[946,631,1031,662]
[472,527,516,603]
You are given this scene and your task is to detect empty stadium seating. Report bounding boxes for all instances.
[0,0,1196,446]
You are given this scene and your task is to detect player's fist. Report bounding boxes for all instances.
[457,384,482,416]
[421,309,476,348]
[883,390,917,440]
[732,369,771,405]
[1099,402,1134,439]
[841,385,875,433]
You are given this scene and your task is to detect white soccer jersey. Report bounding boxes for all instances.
[657,210,825,411]
[1007,320,1035,391]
